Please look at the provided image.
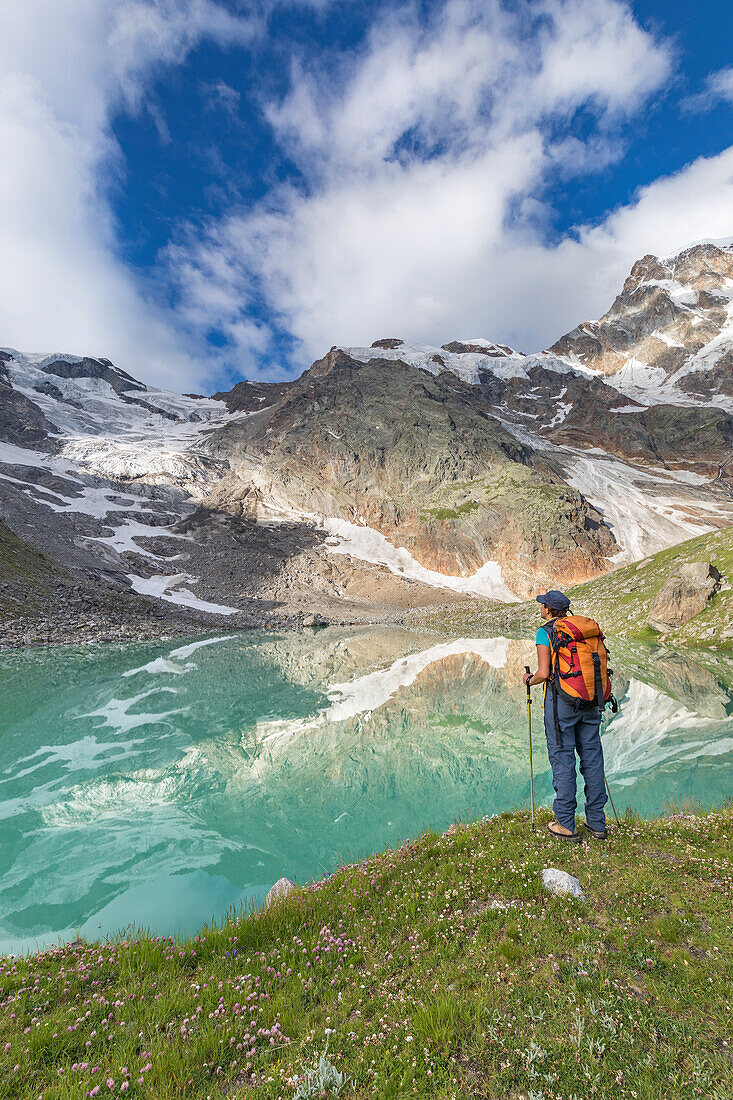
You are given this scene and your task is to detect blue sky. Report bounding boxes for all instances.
[1,0,731,391]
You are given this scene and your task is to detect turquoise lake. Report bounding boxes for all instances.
[1,627,731,954]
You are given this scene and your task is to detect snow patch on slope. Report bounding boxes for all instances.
[323,518,518,600]
[127,574,239,615]
[561,449,730,563]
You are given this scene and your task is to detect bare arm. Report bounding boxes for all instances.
[524,644,551,687]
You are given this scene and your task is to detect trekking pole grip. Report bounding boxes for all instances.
[524,665,531,699]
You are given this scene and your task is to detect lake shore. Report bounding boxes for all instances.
[0,601,384,651]
[2,805,731,1099]
[0,589,455,650]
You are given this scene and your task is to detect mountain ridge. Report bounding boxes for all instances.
[0,240,731,638]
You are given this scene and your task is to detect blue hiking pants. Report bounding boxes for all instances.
[544,690,607,832]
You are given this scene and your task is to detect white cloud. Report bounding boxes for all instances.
[683,66,733,113]
[0,0,259,390]
[1,0,728,390]
[172,0,690,362]
[459,146,733,351]
[529,0,673,118]
[203,80,242,116]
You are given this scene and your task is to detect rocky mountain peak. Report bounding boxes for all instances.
[39,355,148,395]
[620,241,733,298]
[549,238,733,407]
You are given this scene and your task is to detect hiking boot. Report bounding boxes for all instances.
[582,820,607,840]
[547,820,582,843]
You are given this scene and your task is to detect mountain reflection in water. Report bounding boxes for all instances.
[0,628,731,952]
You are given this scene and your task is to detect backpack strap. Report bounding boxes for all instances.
[591,651,605,711]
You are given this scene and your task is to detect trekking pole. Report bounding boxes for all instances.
[604,773,620,825]
[524,666,536,831]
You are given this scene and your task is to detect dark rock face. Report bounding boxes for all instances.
[441,341,516,357]
[0,356,55,449]
[555,400,733,474]
[647,561,722,633]
[117,393,183,420]
[679,353,733,400]
[371,338,404,349]
[40,356,147,395]
[213,378,294,413]
[477,362,632,434]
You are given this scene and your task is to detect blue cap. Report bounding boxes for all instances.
[536,589,570,612]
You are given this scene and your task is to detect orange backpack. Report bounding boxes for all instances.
[546,615,616,712]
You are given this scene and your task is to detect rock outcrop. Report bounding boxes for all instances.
[646,561,722,632]
[201,347,617,596]
[541,868,584,898]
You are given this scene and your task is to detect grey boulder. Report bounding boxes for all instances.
[541,868,585,898]
[646,561,722,633]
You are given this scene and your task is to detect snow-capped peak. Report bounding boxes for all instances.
[667,236,733,258]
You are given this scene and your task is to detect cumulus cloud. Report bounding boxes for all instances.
[1,0,730,389]
[0,0,260,390]
[173,0,698,366]
[460,146,733,351]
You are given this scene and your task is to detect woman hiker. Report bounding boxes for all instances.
[522,589,608,842]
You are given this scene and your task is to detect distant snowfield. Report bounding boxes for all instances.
[2,348,227,439]
[342,339,566,386]
[322,517,519,601]
[560,448,732,563]
[62,438,222,483]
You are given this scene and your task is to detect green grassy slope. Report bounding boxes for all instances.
[1,807,731,1099]
[0,520,63,617]
[569,525,733,645]
[407,525,733,648]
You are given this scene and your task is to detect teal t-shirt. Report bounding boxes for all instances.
[536,625,551,647]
